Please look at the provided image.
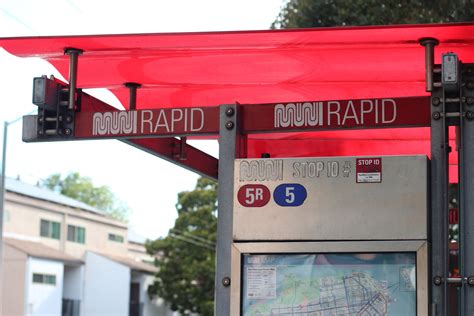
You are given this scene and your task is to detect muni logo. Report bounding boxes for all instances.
[92,111,138,136]
[239,160,283,181]
[274,102,324,128]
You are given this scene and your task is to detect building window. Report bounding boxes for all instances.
[67,225,85,244]
[40,219,60,239]
[32,273,56,285]
[108,233,124,243]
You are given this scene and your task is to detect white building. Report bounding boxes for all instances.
[1,177,176,316]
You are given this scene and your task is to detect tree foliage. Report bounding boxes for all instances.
[272,0,474,29]
[146,177,217,316]
[43,172,130,222]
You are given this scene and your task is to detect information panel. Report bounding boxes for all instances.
[234,155,428,241]
[242,253,417,316]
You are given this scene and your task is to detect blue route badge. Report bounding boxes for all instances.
[273,184,307,207]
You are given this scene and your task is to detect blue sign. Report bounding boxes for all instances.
[273,184,307,207]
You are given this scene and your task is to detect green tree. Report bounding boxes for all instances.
[146,177,217,316]
[43,172,130,222]
[272,0,474,29]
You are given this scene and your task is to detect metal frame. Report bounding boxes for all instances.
[230,241,428,316]
[429,60,449,316]
[460,63,474,315]
[216,104,242,315]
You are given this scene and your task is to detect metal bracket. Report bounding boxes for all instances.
[33,75,77,138]
[125,82,141,110]
[172,137,187,160]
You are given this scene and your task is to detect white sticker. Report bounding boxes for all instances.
[246,267,277,299]
[357,172,381,183]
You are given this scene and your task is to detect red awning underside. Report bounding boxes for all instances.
[1,23,473,181]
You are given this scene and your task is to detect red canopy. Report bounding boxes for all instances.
[2,23,473,181]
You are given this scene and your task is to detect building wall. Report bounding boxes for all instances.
[65,215,128,258]
[63,265,84,300]
[82,252,130,316]
[131,272,178,316]
[26,257,64,316]
[1,244,27,316]
[128,241,154,263]
[5,191,129,259]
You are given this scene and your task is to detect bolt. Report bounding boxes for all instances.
[468,276,474,286]
[222,277,231,287]
[65,115,73,123]
[38,116,43,124]
[225,121,234,130]
[58,115,63,122]
[433,276,443,286]
[38,130,43,136]
[466,97,474,105]
[225,107,235,117]
[467,67,473,75]
[467,111,474,121]
[432,97,441,106]
[432,112,441,120]
[64,128,72,136]
[467,82,474,90]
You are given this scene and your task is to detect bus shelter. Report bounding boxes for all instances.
[1,23,474,315]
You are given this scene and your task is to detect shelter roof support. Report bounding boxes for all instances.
[216,104,241,315]
[460,63,474,315]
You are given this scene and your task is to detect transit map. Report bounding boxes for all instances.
[242,253,416,316]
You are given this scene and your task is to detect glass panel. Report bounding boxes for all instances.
[52,222,60,239]
[78,227,85,244]
[32,273,43,283]
[67,225,75,242]
[109,234,124,243]
[45,275,56,285]
[242,253,417,316]
[40,220,49,237]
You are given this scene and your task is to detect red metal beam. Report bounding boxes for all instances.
[23,90,219,179]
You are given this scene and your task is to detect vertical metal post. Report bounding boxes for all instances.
[125,82,141,111]
[423,39,449,315]
[216,104,240,316]
[420,38,439,92]
[65,49,83,110]
[0,122,8,272]
[0,121,6,314]
[461,63,474,315]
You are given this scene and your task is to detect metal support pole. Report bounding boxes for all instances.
[420,38,439,92]
[125,82,141,110]
[461,63,474,315]
[215,104,240,316]
[428,51,449,315]
[0,122,8,274]
[0,121,6,313]
[65,49,83,110]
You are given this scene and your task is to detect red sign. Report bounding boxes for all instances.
[243,96,430,133]
[75,107,220,138]
[237,185,271,207]
[356,158,382,183]
[72,96,430,139]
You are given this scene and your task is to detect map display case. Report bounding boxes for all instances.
[230,241,428,315]
[231,155,429,315]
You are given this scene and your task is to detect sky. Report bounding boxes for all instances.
[0,0,284,239]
